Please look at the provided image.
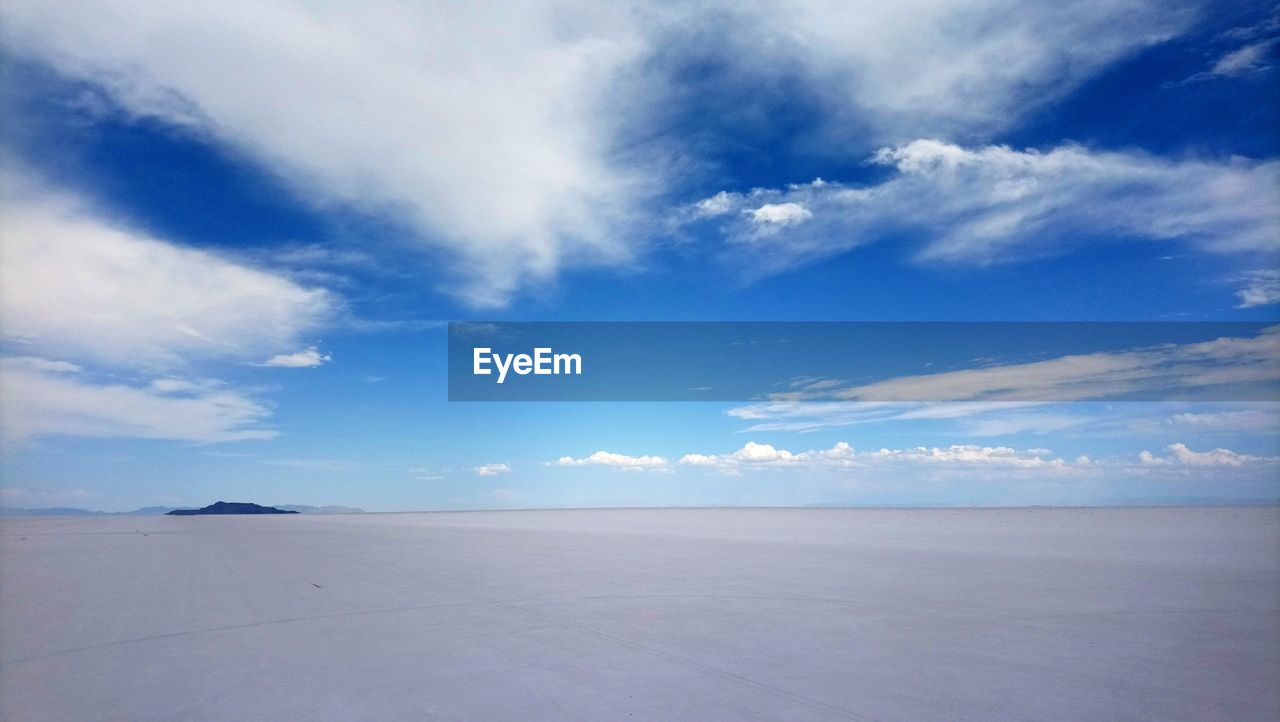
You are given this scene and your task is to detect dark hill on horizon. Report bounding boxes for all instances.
[167,501,299,516]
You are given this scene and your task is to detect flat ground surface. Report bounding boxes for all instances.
[2,507,1277,721]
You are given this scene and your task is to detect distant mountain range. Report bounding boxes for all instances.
[0,503,364,517]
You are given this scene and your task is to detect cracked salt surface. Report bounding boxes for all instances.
[2,507,1277,720]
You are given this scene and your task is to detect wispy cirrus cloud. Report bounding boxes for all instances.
[258,347,332,368]
[690,140,1280,278]
[474,463,512,477]
[760,326,1280,403]
[0,357,277,444]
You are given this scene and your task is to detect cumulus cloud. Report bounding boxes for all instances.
[1138,442,1272,466]
[1237,270,1280,308]
[258,347,332,368]
[0,174,338,367]
[748,203,813,226]
[0,356,277,444]
[677,439,1077,475]
[690,140,1280,277]
[474,463,512,477]
[556,450,670,471]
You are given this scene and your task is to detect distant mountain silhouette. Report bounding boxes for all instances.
[1,502,362,517]
[0,506,187,517]
[167,501,299,516]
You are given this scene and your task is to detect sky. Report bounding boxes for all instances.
[0,0,1278,512]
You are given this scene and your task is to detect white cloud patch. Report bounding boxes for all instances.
[0,175,338,367]
[1211,38,1278,76]
[258,346,331,368]
[748,203,812,226]
[758,326,1280,403]
[1179,10,1279,82]
[730,0,1194,142]
[1165,408,1280,433]
[0,0,648,309]
[690,140,1279,276]
[557,450,670,471]
[677,440,1077,475]
[1237,270,1280,308]
[474,463,512,477]
[0,356,277,444]
[1138,442,1272,467]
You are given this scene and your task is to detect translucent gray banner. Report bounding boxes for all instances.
[447,322,1280,402]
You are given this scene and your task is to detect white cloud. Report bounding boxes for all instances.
[1237,270,1280,308]
[0,0,648,308]
[1139,442,1271,467]
[474,463,512,477]
[258,346,332,368]
[0,356,277,444]
[690,140,1279,276]
[1179,11,1279,83]
[556,450,670,471]
[863,444,1070,469]
[1211,38,1278,76]
[0,1,1214,305]
[677,439,1076,475]
[748,203,812,225]
[0,175,338,367]
[714,0,1193,142]
[757,326,1280,403]
[1166,408,1280,433]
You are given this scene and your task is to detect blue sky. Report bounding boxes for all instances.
[1,1,1278,511]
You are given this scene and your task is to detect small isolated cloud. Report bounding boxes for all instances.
[474,463,512,477]
[1138,442,1272,467]
[1237,270,1280,308]
[748,203,813,226]
[259,346,332,368]
[1210,38,1278,76]
[556,450,669,471]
